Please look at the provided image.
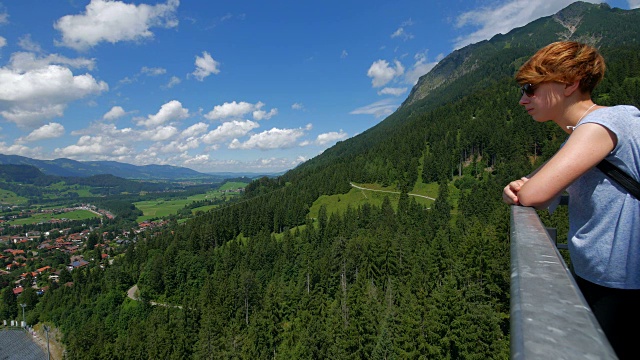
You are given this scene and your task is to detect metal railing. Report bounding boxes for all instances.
[509,205,617,359]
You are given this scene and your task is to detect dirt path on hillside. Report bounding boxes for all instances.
[127,284,139,300]
[126,284,182,309]
[350,183,436,200]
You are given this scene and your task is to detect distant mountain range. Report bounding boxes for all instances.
[0,154,275,180]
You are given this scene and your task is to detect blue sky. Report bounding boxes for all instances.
[0,0,637,173]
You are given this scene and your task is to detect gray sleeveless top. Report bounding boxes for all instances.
[567,105,640,289]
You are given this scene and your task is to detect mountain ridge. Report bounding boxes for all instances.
[0,153,273,180]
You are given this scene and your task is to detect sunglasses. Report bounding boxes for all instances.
[520,83,536,97]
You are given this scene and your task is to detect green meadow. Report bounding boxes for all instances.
[308,182,439,220]
[135,182,247,222]
[6,209,99,226]
[0,188,27,205]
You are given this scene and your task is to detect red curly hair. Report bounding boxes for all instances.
[516,41,606,94]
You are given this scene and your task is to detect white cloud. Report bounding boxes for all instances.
[377,87,407,96]
[630,0,640,9]
[367,59,404,88]
[404,51,440,85]
[182,154,210,167]
[140,125,179,141]
[54,135,132,158]
[0,37,6,49]
[18,35,43,53]
[0,65,108,128]
[391,19,414,41]
[316,130,347,145]
[71,122,134,139]
[0,142,44,158]
[453,0,600,49]
[341,50,348,58]
[192,51,220,81]
[253,108,278,120]
[18,122,65,143]
[202,120,259,144]
[136,100,188,127]
[103,106,126,120]
[181,122,208,138]
[8,52,96,72]
[228,125,309,150]
[54,0,180,51]
[157,137,200,153]
[350,99,398,118]
[292,103,305,111]
[141,66,166,76]
[204,101,275,121]
[165,76,181,88]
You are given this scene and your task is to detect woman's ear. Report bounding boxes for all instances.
[564,80,581,96]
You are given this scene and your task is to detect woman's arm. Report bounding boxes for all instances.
[516,122,617,209]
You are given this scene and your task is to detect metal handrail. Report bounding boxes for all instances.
[509,205,617,359]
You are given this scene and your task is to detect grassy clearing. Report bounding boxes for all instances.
[135,182,247,222]
[7,209,99,225]
[0,188,27,205]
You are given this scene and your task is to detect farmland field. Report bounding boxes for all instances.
[6,209,99,226]
[135,181,247,222]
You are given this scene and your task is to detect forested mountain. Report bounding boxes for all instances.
[0,154,220,180]
[6,2,640,359]
[0,164,171,196]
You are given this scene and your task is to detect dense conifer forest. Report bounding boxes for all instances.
[3,2,640,359]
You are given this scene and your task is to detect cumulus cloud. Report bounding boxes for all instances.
[0,37,6,49]
[0,65,108,128]
[315,130,347,145]
[8,52,96,72]
[18,122,65,143]
[377,87,407,96]
[136,100,188,127]
[228,124,311,150]
[292,103,305,110]
[140,125,179,141]
[0,142,44,158]
[630,0,640,9]
[54,0,180,51]
[253,108,278,121]
[350,99,398,118]
[204,101,276,121]
[103,106,126,120]
[157,137,200,153]
[181,122,208,138]
[367,59,404,88]
[453,0,601,49]
[202,120,259,144]
[192,51,220,81]
[54,134,132,158]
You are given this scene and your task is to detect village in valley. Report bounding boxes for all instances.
[0,204,168,314]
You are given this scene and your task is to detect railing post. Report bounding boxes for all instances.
[510,205,617,359]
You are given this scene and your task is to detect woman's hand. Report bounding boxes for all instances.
[503,177,529,205]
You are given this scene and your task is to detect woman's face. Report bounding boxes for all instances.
[519,82,565,122]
